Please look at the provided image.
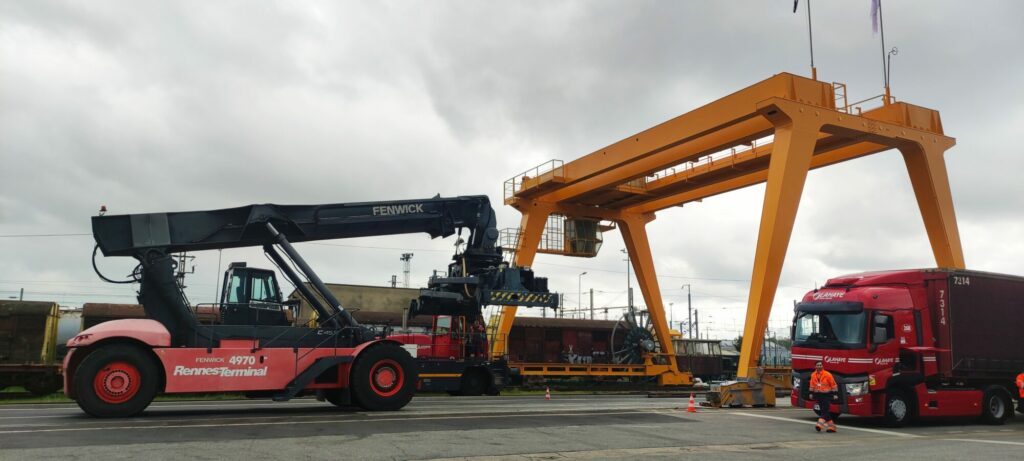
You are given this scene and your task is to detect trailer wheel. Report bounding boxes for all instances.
[350,343,416,411]
[73,345,159,418]
[979,387,1012,425]
[883,389,914,427]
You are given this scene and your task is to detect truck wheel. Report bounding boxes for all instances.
[979,387,1011,425]
[350,343,416,411]
[73,345,159,418]
[883,389,914,427]
[460,369,488,396]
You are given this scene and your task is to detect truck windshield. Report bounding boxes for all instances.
[793,312,866,349]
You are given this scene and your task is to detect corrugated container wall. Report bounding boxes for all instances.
[940,270,1024,379]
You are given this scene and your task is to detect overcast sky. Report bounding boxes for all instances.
[2,1,1022,339]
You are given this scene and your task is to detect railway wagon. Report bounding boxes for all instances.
[0,300,62,395]
[505,317,619,364]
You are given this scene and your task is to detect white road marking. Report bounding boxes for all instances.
[732,412,920,438]
[0,409,653,434]
[945,438,1024,447]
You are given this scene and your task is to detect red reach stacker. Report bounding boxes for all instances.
[66,196,557,417]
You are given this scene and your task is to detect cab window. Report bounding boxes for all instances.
[226,274,245,303]
[250,273,278,303]
[435,316,452,334]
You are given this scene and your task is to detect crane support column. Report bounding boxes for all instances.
[491,202,553,360]
[738,113,822,379]
[619,212,688,384]
[901,141,965,268]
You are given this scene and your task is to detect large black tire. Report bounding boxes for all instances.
[350,343,417,411]
[883,388,914,427]
[72,345,159,418]
[459,369,488,397]
[979,387,1012,425]
[324,388,353,408]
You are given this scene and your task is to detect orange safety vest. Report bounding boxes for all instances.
[810,369,837,393]
[1016,373,1024,398]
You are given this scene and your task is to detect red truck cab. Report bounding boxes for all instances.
[388,315,500,395]
[791,269,1023,426]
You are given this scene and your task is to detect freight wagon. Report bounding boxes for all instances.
[0,301,62,395]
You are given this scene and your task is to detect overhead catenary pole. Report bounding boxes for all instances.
[682,284,692,338]
[590,288,594,320]
[621,249,632,309]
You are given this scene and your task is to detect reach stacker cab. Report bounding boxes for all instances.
[66,196,557,417]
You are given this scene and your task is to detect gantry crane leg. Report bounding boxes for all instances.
[738,116,823,379]
[901,141,966,268]
[491,202,553,360]
[618,213,688,384]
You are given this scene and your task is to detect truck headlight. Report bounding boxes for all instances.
[845,381,868,396]
[792,377,801,389]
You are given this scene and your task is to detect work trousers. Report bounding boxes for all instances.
[813,392,837,421]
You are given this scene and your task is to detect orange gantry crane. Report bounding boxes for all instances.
[490,72,963,396]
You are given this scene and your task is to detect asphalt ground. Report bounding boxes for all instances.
[0,394,1021,460]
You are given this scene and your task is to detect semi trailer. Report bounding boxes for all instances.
[791,269,1024,426]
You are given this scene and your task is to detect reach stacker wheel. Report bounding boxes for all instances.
[73,345,159,418]
[350,343,417,411]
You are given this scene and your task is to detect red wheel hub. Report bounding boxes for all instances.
[93,361,141,404]
[368,359,403,397]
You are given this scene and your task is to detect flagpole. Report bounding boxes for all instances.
[807,0,816,80]
[878,0,890,104]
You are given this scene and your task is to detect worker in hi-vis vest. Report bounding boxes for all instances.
[809,361,839,433]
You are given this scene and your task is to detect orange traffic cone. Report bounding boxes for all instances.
[687,393,697,413]
[545,386,551,400]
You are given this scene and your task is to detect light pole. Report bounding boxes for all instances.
[578,271,587,317]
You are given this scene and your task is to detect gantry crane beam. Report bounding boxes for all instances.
[493,72,963,387]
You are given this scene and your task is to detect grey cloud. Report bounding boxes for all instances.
[2,1,1023,339]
